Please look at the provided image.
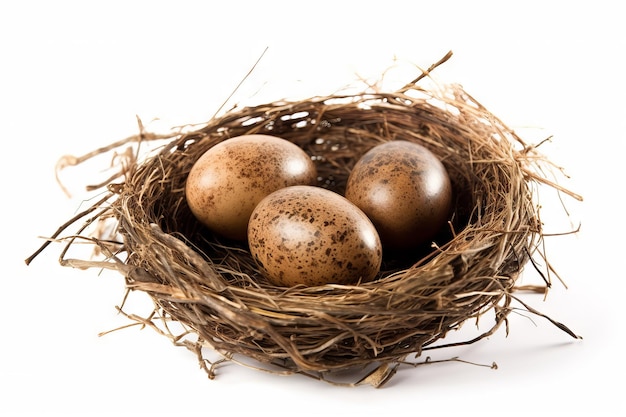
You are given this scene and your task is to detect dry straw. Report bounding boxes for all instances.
[26,52,582,387]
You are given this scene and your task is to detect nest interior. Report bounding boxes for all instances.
[27,68,582,387]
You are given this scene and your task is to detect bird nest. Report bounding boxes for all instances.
[27,55,581,387]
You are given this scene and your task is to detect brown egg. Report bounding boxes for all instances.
[185,134,317,241]
[345,140,452,251]
[248,185,382,287]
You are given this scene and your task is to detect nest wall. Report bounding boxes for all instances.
[115,84,544,375]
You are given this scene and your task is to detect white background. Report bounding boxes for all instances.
[2,1,624,416]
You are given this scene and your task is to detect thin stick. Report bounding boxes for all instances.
[24,192,114,265]
[210,46,269,120]
[399,50,454,92]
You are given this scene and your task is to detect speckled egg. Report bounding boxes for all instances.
[185,134,318,241]
[345,140,453,251]
[248,185,382,287]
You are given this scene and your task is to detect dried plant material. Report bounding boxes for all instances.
[26,53,582,387]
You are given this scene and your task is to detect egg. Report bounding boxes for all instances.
[345,140,452,251]
[248,185,382,287]
[185,134,318,241]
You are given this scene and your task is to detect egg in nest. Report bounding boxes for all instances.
[185,134,318,241]
[345,140,453,251]
[248,185,382,287]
